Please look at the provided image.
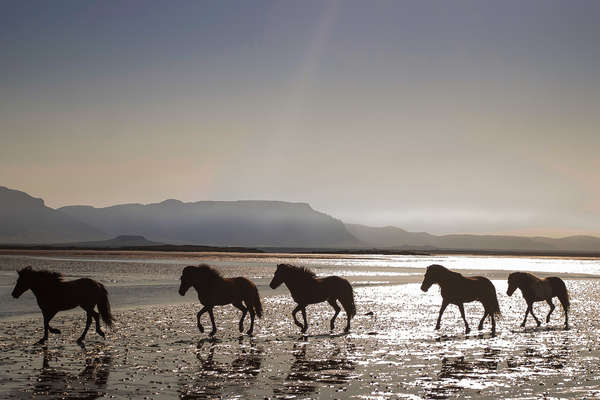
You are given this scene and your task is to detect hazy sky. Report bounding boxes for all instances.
[1,1,599,236]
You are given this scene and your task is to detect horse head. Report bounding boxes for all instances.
[421,264,444,292]
[506,272,520,296]
[178,265,197,296]
[269,264,286,289]
[12,266,33,298]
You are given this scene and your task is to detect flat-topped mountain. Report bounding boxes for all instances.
[59,200,359,247]
[0,186,107,244]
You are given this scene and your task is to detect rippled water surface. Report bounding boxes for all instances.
[0,252,599,398]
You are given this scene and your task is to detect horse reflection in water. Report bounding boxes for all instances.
[273,340,357,397]
[424,348,499,399]
[506,272,570,329]
[179,338,263,399]
[32,346,111,399]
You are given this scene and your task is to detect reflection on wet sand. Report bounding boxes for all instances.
[507,344,570,371]
[273,338,357,397]
[32,346,111,399]
[423,348,499,399]
[179,337,263,399]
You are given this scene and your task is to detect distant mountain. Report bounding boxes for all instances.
[59,200,359,248]
[0,186,108,244]
[62,235,163,248]
[2,185,598,252]
[346,223,600,253]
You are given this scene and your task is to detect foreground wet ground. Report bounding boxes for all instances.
[1,279,599,399]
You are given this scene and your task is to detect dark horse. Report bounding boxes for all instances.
[11,266,113,344]
[507,272,570,329]
[421,264,501,335]
[269,263,356,334]
[178,265,263,336]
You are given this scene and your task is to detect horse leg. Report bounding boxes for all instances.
[328,299,341,331]
[233,302,247,333]
[529,303,541,327]
[546,299,555,324]
[435,300,449,330]
[207,307,217,336]
[292,305,304,331]
[300,306,308,334]
[77,312,93,343]
[491,313,496,335]
[478,311,488,331]
[92,310,105,338]
[521,304,531,327]
[458,303,470,334]
[37,310,57,344]
[196,306,209,333]
[246,305,256,335]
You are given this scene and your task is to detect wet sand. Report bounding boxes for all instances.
[1,277,600,399]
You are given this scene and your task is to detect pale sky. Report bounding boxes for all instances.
[1,1,599,236]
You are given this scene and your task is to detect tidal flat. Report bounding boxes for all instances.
[1,252,599,398]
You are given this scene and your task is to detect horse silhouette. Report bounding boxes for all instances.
[11,266,113,344]
[421,264,500,335]
[269,263,356,334]
[179,264,263,336]
[507,272,570,329]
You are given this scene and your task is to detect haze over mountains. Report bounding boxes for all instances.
[1,186,599,253]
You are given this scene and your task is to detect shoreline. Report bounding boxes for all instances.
[2,247,600,259]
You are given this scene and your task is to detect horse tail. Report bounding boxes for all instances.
[548,277,570,311]
[486,280,502,317]
[339,278,356,319]
[246,280,263,319]
[97,283,114,328]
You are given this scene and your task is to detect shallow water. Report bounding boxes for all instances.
[1,252,600,398]
[1,277,600,398]
[1,252,599,319]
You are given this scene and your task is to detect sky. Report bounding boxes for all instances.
[1,1,599,237]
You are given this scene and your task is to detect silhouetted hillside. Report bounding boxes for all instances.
[0,186,107,244]
[346,223,600,252]
[62,235,163,248]
[60,200,359,247]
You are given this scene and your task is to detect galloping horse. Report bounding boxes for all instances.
[11,266,113,344]
[506,272,570,329]
[269,263,356,334]
[421,264,501,334]
[179,264,263,336]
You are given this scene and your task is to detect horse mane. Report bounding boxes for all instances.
[509,271,534,284]
[183,264,223,280]
[26,268,64,284]
[278,263,316,279]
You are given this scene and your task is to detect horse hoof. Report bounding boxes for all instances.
[97,331,105,338]
[246,330,254,336]
[76,338,84,344]
[49,328,61,334]
[209,330,217,337]
[35,339,47,345]
[434,325,440,331]
[344,328,350,334]
[520,323,525,328]
[301,327,307,334]
[465,328,471,334]
[198,325,204,333]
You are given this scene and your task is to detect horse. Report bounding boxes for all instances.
[178,264,263,336]
[420,264,501,335]
[269,263,356,334]
[506,272,570,329]
[11,266,113,344]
